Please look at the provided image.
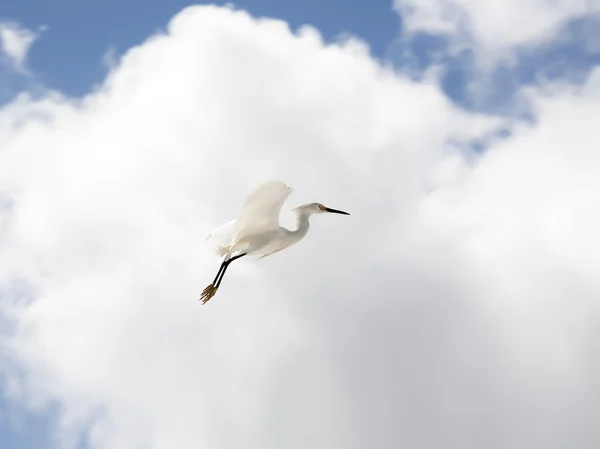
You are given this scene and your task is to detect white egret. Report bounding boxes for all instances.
[200,180,350,304]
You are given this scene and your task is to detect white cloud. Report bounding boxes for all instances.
[390,1,600,115]
[394,0,600,51]
[0,5,599,449]
[0,21,40,71]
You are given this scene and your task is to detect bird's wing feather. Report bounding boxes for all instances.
[204,219,236,257]
[233,181,292,240]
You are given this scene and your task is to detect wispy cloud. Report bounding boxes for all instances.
[101,45,118,71]
[394,0,600,51]
[0,21,43,73]
[391,1,600,112]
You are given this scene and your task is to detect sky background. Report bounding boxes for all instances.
[1,0,397,96]
[1,1,600,449]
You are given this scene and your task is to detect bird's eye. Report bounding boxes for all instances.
[318,204,326,210]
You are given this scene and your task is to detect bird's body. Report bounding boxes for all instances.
[215,204,312,259]
[200,181,349,303]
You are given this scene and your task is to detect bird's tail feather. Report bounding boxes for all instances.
[204,219,236,256]
[216,244,232,257]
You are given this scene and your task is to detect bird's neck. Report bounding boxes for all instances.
[291,210,311,240]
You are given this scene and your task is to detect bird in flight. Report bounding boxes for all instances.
[200,180,350,304]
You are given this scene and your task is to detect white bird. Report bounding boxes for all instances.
[200,180,350,304]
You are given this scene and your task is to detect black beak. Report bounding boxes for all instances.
[324,207,350,215]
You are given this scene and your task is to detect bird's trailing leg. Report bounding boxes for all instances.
[200,260,227,304]
[200,253,247,304]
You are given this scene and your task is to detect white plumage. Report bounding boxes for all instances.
[200,180,349,304]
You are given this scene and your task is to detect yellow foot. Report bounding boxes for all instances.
[200,284,218,304]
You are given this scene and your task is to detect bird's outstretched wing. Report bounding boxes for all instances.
[234,181,292,240]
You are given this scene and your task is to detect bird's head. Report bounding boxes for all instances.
[296,202,350,216]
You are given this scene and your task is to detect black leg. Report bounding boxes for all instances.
[212,261,227,285]
[200,253,247,304]
[215,253,246,288]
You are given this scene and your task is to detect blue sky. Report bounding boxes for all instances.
[2,1,600,449]
[3,1,600,113]
[1,0,397,97]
